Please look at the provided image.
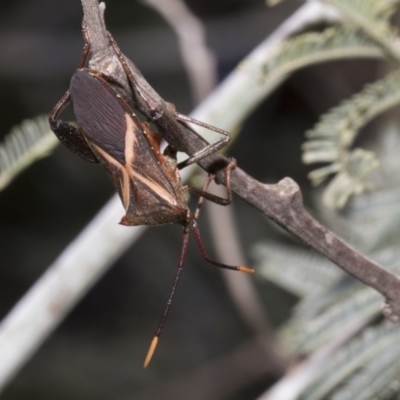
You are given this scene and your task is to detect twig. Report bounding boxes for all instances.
[190,0,340,131]
[0,196,145,389]
[143,0,217,104]
[81,0,108,54]
[232,175,400,322]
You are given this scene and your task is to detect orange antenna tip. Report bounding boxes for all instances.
[143,336,159,368]
[238,266,255,274]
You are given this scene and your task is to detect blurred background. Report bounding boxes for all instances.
[0,0,384,399]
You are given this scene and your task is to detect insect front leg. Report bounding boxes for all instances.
[49,93,98,164]
[107,32,155,109]
[49,31,98,163]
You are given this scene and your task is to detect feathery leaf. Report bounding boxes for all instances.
[282,244,400,355]
[302,322,400,400]
[321,0,400,59]
[281,286,381,355]
[303,69,400,208]
[260,27,384,87]
[332,342,400,400]
[320,149,379,209]
[253,242,342,297]
[0,116,58,190]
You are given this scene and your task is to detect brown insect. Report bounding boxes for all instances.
[49,28,253,367]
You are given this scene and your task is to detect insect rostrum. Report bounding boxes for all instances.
[49,32,254,368]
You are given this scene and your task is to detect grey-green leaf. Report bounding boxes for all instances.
[0,116,58,190]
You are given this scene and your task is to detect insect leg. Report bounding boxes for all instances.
[107,32,151,108]
[49,23,91,125]
[49,37,98,163]
[174,110,231,169]
[187,159,237,209]
[143,224,191,368]
[189,161,254,274]
[190,220,254,274]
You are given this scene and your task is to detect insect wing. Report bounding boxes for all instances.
[69,70,181,211]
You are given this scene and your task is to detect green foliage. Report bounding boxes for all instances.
[261,27,384,90]
[255,168,400,398]
[322,0,400,58]
[254,242,342,297]
[262,0,400,210]
[258,1,400,398]
[302,70,400,208]
[0,116,58,191]
[303,322,400,400]
[332,342,400,400]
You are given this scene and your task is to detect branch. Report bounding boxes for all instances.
[0,196,146,389]
[231,174,400,321]
[81,0,108,54]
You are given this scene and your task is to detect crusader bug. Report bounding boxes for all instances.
[49,30,254,367]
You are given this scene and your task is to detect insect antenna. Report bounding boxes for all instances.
[143,224,190,368]
[143,172,254,368]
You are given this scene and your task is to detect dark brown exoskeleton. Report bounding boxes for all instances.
[49,28,253,367]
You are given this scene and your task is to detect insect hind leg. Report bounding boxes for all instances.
[187,159,237,218]
[188,160,254,274]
